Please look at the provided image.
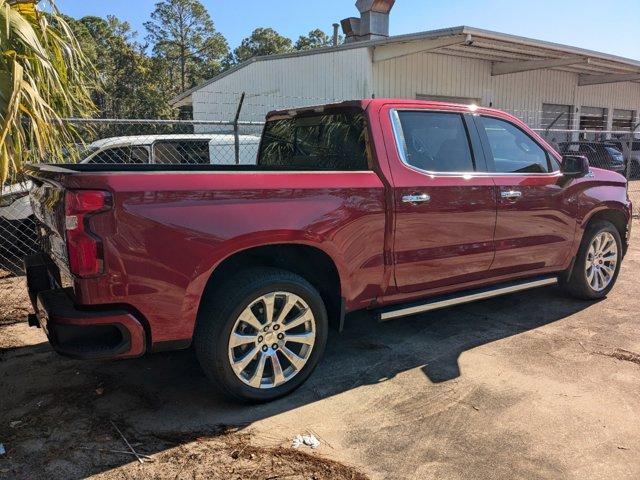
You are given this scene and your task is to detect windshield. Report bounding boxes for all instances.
[61,144,99,162]
[605,147,623,158]
[41,145,97,163]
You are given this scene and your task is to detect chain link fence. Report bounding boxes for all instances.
[1,106,639,314]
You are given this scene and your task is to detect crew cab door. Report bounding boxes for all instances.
[383,106,497,293]
[474,115,577,273]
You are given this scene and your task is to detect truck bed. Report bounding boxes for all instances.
[25,162,365,174]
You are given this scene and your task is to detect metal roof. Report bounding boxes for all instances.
[170,25,640,106]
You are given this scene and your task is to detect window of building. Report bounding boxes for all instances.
[579,106,607,140]
[258,111,369,170]
[479,116,552,174]
[541,103,572,145]
[393,111,475,173]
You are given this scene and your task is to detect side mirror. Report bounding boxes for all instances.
[561,155,590,179]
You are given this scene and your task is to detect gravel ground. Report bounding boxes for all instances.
[1,222,639,479]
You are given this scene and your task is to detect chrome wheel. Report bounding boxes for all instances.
[585,231,618,292]
[227,292,316,389]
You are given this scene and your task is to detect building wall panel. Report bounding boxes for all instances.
[192,47,373,126]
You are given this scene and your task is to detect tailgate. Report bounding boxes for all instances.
[27,168,70,273]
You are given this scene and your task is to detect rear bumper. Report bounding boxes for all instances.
[25,253,146,360]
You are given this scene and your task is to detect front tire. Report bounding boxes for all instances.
[564,220,622,300]
[194,268,328,403]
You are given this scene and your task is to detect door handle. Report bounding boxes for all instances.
[402,193,431,204]
[500,190,522,200]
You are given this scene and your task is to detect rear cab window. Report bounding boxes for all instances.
[258,109,370,170]
[391,110,476,173]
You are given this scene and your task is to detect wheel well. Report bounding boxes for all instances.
[586,209,629,254]
[203,245,343,330]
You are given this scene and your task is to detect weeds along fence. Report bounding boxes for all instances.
[1,111,639,312]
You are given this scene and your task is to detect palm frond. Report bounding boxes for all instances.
[0,0,97,186]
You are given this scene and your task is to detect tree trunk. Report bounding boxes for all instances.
[180,44,186,92]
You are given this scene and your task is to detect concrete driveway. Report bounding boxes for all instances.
[1,225,639,479]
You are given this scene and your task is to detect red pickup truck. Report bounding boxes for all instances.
[25,99,631,402]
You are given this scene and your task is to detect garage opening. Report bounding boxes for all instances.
[579,106,606,140]
[541,103,572,145]
[612,109,634,131]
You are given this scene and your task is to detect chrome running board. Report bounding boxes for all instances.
[379,276,558,322]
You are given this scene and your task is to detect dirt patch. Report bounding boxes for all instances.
[0,274,368,479]
[0,271,31,327]
[2,416,367,479]
[144,429,368,480]
[0,272,33,351]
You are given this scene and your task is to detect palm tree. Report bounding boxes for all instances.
[0,0,96,185]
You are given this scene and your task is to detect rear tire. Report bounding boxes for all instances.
[563,220,622,300]
[194,267,328,403]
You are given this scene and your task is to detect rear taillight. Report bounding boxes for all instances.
[64,190,111,277]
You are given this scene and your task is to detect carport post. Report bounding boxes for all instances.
[624,122,640,189]
[233,92,246,165]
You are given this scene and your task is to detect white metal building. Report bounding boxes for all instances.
[171,7,640,137]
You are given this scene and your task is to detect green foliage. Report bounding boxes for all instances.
[0,0,97,183]
[295,29,337,51]
[0,0,344,180]
[70,15,172,119]
[231,28,293,64]
[144,0,229,94]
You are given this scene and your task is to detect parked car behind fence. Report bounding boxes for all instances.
[557,141,626,174]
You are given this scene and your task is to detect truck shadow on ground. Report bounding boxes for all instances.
[0,285,596,478]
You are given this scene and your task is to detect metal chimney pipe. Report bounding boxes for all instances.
[356,0,395,41]
[341,17,361,43]
[332,23,340,46]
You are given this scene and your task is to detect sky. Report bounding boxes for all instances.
[56,0,640,60]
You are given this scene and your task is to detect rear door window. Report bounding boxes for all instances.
[479,117,553,174]
[154,141,210,164]
[258,111,369,170]
[393,111,475,172]
[578,144,595,154]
